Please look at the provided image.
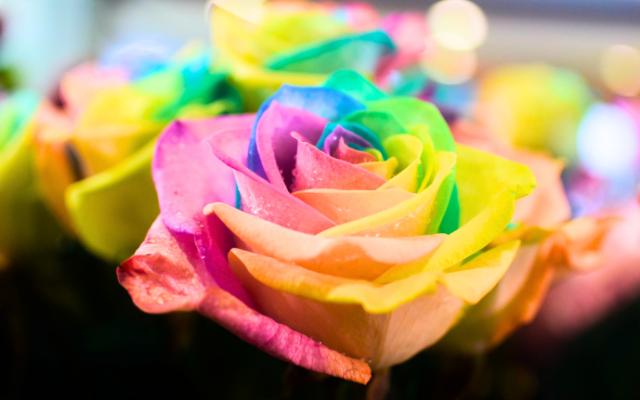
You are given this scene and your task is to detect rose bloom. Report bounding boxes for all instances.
[34,52,241,261]
[522,200,640,347]
[0,92,62,264]
[118,71,604,383]
[476,64,592,163]
[210,2,426,110]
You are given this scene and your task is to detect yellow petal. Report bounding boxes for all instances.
[442,240,521,304]
[441,244,553,353]
[456,143,536,224]
[359,157,398,180]
[376,188,517,283]
[229,248,465,369]
[318,151,456,238]
[66,140,159,261]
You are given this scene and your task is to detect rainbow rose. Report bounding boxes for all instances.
[34,51,241,261]
[209,2,419,110]
[476,64,593,162]
[116,70,602,383]
[0,92,62,264]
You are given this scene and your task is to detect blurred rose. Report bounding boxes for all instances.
[118,71,598,382]
[476,64,592,163]
[34,50,241,261]
[524,200,640,344]
[0,91,62,264]
[209,2,430,110]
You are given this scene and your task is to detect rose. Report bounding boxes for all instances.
[209,2,413,110]
[526,201,640,344]
[476,64,593,162]
[0,92,62,263]
[34,51,241,261]
[117,69,571,384]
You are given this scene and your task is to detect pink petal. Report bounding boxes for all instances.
[153,116,254,234]
[117,217,208,313]
[208,133,336,234]
[234,171,335,234]
[118,217,371,384]
[292,138,386,191]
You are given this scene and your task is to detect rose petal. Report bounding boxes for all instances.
[318,152,455,238]
[292,137,386,191]
[323,125,373,155]
[441,244,552,353]
[367,97,455,152]
[377,188,517,283]
[334,138,377,164]
[454,121,571,227]
[229,248,464,369]
[234,171,335,234]
[358,158,398,180]
[442,240,521,304]
[324,69,387,103]
[248,85,364,176]
[209,202,445,280]
[254,101,327,191]
[66,140,158,261]
[153,115,254,234]
[118,218,371,384]
[455,144,537,224]
[293,188,414,224]
[265,31,395,75]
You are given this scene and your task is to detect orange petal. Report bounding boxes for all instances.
[540,215,618,272]
[335,137,377,163]
[209,203,444,280]
[293,187,414,224]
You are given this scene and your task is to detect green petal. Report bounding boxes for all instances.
[366,97,456,152]
[456,144,537,224]
[324,70,387,103]
[266,31,395,75]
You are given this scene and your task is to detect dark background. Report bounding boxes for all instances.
[2,243,640,399]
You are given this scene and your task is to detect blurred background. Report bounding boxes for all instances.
[1,0,639,92]
[0,1,639,399]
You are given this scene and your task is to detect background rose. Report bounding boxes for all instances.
[476,64,593,163]
[0,91,62,264]
[209,1,401,111]
[34,50,241,261]
[116,70,571,384]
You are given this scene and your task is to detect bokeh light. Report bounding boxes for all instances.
[421,45,477,84]
[577,103,640,179]
[427,0,488,51]
[600,44,640,97]
[209,0,266,24]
